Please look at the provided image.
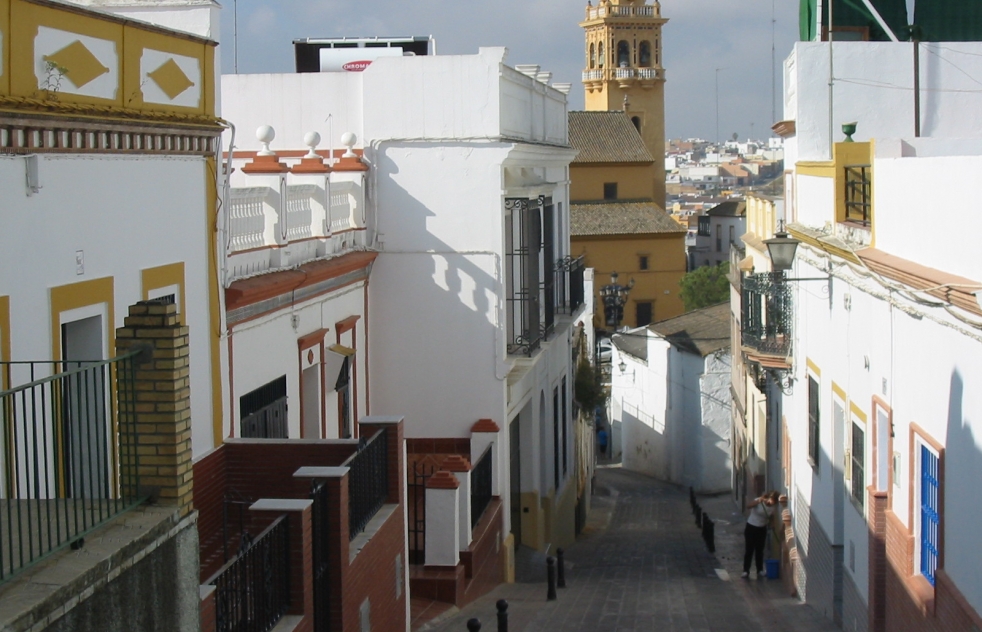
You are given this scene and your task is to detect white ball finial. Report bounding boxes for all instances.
[341,131,357,158]
[257,125,276,156]
[303,131,321,159]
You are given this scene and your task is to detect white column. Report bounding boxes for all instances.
[443,455,473,551]
[424,471,460,567]
[471,419,501,496]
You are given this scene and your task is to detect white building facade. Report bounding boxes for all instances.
[735,38,982,632]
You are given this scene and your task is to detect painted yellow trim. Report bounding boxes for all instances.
[850,401,868,423]
[49,276,114,496]
[0,0,10,95]
[49,276,115,361]
[205,156,224,448]
[832,142,872,227]
[786,227,862,265]
[832,381,847,402]
[0,295,9,388]
[141,262,186,325]
[7,0,215,116]
[796,161,835,178]
[806,357,821,377]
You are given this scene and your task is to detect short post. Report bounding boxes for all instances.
[557,548,566,588]
[467,619,482,631]
[496,599,508,632]
[547,556,557,600]
[695,504,702,528]
[707,518,716,553]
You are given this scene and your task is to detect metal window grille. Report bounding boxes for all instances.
[208,515,291,632]
[741,272,793,356]
[0,352,145,584]
[555,256,586,316]
[344,429,389,540]
[851,423,865,507]
[920,445,940,586]
[561,377,568,476]
[505,198,542,355]
[844,165,871,226]
[240,377,288,439]
[541,201,556,339]
[407,461,435,564]
[808,376,820,472]
[470,445,493,529]
[553,388,560,491]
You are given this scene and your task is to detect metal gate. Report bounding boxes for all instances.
[407,461,435,565]
[310,480,331,632]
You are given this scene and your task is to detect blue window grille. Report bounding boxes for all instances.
[920,445,940,586]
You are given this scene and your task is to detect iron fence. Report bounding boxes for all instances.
[0,352,145,583]
[555,256,585,316]
[209,515,291,632]
[741,272,793,356]
[343,429,389,540]
[407,461,435,564]
[471,445,493,529]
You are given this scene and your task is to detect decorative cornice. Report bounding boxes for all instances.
[0,95,224,130]
[472,418,500,433]
[426,470,460,490]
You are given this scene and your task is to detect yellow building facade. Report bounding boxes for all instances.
[581,0,667,206]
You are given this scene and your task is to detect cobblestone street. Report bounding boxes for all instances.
[417,466,838,632]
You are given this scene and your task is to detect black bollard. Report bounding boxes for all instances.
[496,599,508,632]
[557,548,566,588]
[467,618,482,632]
[695,504,702,528]
[547,556,557,600]
[707,519,716,553]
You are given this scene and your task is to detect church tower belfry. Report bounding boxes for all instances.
[581,0,667,206]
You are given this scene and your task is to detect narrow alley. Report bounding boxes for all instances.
[418,466,838,632]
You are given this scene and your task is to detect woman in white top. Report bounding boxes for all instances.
[742,490,779,578]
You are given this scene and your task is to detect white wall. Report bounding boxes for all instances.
[0,154,218,456]
[789,42,982,162]
[699,352,732,493]
[873,152,982,282]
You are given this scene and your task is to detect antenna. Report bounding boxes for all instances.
[771,0,776,128]
[233,0,239,74]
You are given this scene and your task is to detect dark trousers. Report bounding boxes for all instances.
[743,523,767,573]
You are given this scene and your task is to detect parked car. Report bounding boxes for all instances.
[598,337,612,363]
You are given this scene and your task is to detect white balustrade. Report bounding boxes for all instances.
[638,68,659,80]
[636,5,654,16]
[229,187,270,252]
[285,184,316,241]
[582,70,603,82]
[327,181,356,234]
[615,67,635,80]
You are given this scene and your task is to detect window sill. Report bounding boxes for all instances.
[903,572,936,617]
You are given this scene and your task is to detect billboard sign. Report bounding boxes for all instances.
[318,47,403,72]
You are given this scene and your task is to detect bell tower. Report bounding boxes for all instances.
[581,0,667,206]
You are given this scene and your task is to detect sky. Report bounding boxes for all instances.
[219,0,801,142]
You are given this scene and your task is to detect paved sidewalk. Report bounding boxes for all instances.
[417,466,836,632]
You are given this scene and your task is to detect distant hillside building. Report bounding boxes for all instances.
[691,200,746,269]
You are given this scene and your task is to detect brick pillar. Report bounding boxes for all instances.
[471,418,500,496]
[249,499,314,622]
[116,300,193,516]
[868,489,888,632]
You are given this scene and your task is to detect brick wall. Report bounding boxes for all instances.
[842,565,869,632]
[881,510,982,632]
[115,300,193,516]
[459,499,504,604]
[794,489,837,622]
[193,447,228,580]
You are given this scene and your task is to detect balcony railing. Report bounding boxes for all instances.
[343,428,389,540]
[0,352,145,583]
[586,4,656,19]
[226,179,364,281]
[556,255,585,315]
[741,272,793,356]
[582,68,663,82]
[208,515,291,632]
[470,445,493,529]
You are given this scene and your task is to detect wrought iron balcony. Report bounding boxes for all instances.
[741,272,793,357]
[555,255,585,316]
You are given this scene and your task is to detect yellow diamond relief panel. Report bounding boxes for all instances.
[44,40,109,89]
[148,58,194,100]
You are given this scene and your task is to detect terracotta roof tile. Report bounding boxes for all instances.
[568,111,654,164]
[570,201,686,236]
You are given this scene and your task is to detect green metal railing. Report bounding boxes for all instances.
[0,351,145,583]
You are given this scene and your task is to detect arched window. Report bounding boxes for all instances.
[631,116,641,132]
[590,43,596,69]
[598,42,605,67]
[617,40,630,67]
[639,41,652,67]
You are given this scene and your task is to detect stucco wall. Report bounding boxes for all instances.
[572,233,685,327]
[570,163,656,202]
[699,352,732,493]
[46,520,199,632]
[0,155,219,457]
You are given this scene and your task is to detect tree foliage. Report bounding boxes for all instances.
[679,262,730,312]
[574,359,605,414]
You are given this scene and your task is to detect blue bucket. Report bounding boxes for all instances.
[765,558,780,579]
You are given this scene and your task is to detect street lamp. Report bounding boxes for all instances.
[763,227,799,273]
[599,271,635,330]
